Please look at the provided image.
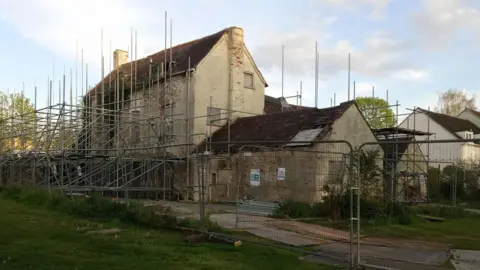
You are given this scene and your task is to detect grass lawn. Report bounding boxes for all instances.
[362,217,480,250]
[0,198,337,270]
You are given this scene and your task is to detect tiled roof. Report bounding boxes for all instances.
[197,101,354,154]
[263,95,309,114]
[88,27,228,97]
[418,108,480,137]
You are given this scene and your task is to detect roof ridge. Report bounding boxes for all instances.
[87,27,232,96]
[119,28,229,70]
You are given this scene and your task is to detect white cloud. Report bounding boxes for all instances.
[318,0,392,20]
[393,69,429,81]
[0,0,224,81]
[0,0,147,67]
[252,29,425,81]
[411,0,480,49]
[322,16,339,25]
[353,82,377,97]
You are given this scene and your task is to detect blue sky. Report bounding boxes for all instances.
[1,0,480,119]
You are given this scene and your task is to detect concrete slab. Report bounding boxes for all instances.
[451,249,480,270]
[304,254,449,270]
[209,213,327,246]
[314,242,450,266]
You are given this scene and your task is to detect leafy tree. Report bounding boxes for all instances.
[435,89,476,116]
[0,92,36,153]
[355,97,395,129]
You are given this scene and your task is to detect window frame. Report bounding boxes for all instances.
[211,172,217,186]
[131,110,141,144]
[207,106,222,125]
[244,72,254,89]
[328,160,345,183]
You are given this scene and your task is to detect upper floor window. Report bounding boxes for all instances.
[244,72,254,89]
[163,102,175,118]
[465,132,473,140]
[207,107,221,125]
[131,110,141,144]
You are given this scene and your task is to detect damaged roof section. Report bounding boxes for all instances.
[197,101,355,154]
[264,95,309,114]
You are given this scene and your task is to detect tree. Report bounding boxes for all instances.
[0,92,36,153]
[355,97,395,129]
[435,89,476,116]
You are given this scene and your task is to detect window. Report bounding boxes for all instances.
[211,173,217,186]
[207,107,221,125]
[465,132,473,140]
[244,72,254,89]
[131,110,141,144]
[163,102,175,118]
[328,160,345,183]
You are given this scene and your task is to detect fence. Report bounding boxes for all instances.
[199,138,480,268]
[351,138,480,269]
[200,140,361,268]
[4,129,480,268]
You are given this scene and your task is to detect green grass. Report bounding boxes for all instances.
[0,198,337,270]
[363,217,480,250]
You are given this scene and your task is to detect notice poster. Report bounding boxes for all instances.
[250,169,260,186]
[419,174,426,184]
[277,168,286,181]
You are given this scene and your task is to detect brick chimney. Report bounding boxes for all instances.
[227,27,245,119]
[113,49,129,69]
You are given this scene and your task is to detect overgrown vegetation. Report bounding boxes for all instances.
[427,164,480,204]
[275,194,476,227]
[0,186,190,230]
[0,193,336,270]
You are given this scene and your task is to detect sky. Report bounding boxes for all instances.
[1,0,480,119]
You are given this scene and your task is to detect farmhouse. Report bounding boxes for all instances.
[84,26,268,158]
[458,108,480,130]
[399,108,480,168]
[188,101,381,203]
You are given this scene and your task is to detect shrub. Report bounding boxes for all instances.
[274,200,317,218]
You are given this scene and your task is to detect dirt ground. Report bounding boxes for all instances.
[140,200,456,269]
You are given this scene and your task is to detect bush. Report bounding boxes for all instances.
[274,200,316,218]
[273,195,422,226]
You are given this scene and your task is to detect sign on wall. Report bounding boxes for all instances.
[277,168,286,181]
[419,174,426,184]
[250,169,260,186]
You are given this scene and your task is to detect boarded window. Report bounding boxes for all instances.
[163,102,175,118]
[132,110,140,144]
[244,72,254,89]
[207,107,221,125]
[211,173,217,186]
[328,160,344,183]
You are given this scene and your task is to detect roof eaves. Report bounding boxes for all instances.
[243,44,268,87]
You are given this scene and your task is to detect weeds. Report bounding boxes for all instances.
[273,196,476,228]
[0,186,181,230]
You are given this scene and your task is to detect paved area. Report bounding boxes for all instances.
[303,254,449,270]
[136,200,236,219]
[314,242,450,266]
[137,200,460,269]
[210,213,327,246]
[451,249,480,270]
